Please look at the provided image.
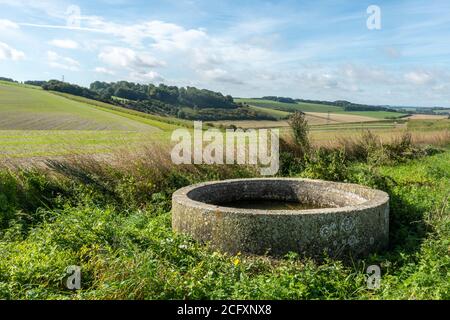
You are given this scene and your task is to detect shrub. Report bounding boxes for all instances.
[302,148,349,181]
[336,131,439,165]
[288,112,310,155]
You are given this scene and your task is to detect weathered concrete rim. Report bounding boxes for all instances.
[172,178,389,215]
[172,178,390,257]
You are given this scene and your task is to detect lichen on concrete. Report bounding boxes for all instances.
[172,178,389,258]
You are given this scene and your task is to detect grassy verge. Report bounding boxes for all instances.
[0,132,448,299]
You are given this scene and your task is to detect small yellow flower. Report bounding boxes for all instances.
[233,258,240,266]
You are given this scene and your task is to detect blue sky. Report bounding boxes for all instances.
[1,0,450,107]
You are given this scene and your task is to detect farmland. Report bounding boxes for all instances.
[0,82,161,131]
[236,98,343,113]
[0,82,176,158]
[2,0,450,304]
[0,127,449,299]
[0,80,449,301]
[236,98,408,120]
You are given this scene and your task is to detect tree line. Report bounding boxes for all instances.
[22,79,274,121]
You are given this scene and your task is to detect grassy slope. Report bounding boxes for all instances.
[51,91,186,131]
[236,98,407,119]
[0,82,158,131]
[0,81,179,158]
[335,110,408,119]
[236,98,344,113]
[248,105,290,119]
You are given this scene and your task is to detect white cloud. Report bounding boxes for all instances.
[94,67,115,75]
[80,17,270,73]
[5,3,449,106]
[0,42,25,61]
[0,0,68,19]
[202,68,244,85]
[83,17,207,49]
[98,47,165,69]
[129,70,163,82]
[47,51,80,71]
[404,71,434,85]
[0,19,19,31]
[49,39,79,49]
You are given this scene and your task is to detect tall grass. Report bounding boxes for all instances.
[0,130,449,299]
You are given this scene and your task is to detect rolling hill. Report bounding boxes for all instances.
[0,81,180,158]
[236,98,407,119]
[0,81,167,131]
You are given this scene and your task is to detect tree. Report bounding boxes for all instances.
[177,110,186,119]
[288,111,310,154]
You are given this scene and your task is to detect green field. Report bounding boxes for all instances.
[0,82,178,158]
[0,130,167,158]
[248,105,291,119]
[237,98,343,113]
[236,98,407,119]
[335,110,408,119]
[407,119,450,131]
[0,82,161,131]
[0,80,449,301]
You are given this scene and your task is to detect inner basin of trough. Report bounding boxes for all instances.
[215,199,334,210]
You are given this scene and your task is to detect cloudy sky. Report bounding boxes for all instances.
[0,0,449,107]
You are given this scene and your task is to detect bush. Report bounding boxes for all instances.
[302,148,349,181]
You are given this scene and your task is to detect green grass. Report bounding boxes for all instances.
[311,120,401,131]
[0,83,163,131]
[408,119,450,131]
[236,98,407,119]
[248,105,290,119]
[52,91,187,130]
[0,82,182,158]
[0,130,169,158]
[236,98,344,113]
[338,111,408,119]
[0,148,448,299]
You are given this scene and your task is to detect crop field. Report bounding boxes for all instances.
[407,118,450,131]
[335,111,408,119]
[0,130,169,158]
[236,98,407,119]
[406,114,448,120]
[0,82,162,131]
[214,114,394,129]
[236,98,343,113]
[0,82,178,158]
[248,105,290,119]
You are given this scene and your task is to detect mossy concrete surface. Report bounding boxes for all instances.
[172,178,389,258]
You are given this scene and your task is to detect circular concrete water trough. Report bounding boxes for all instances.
[172,178,389,257]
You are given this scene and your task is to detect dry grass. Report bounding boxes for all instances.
[406,114,448,120]
[36,142,257,195]
[305,112,376,123]
[213,112,379,129]
[410,129,450,147]
[312,129,450,149]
